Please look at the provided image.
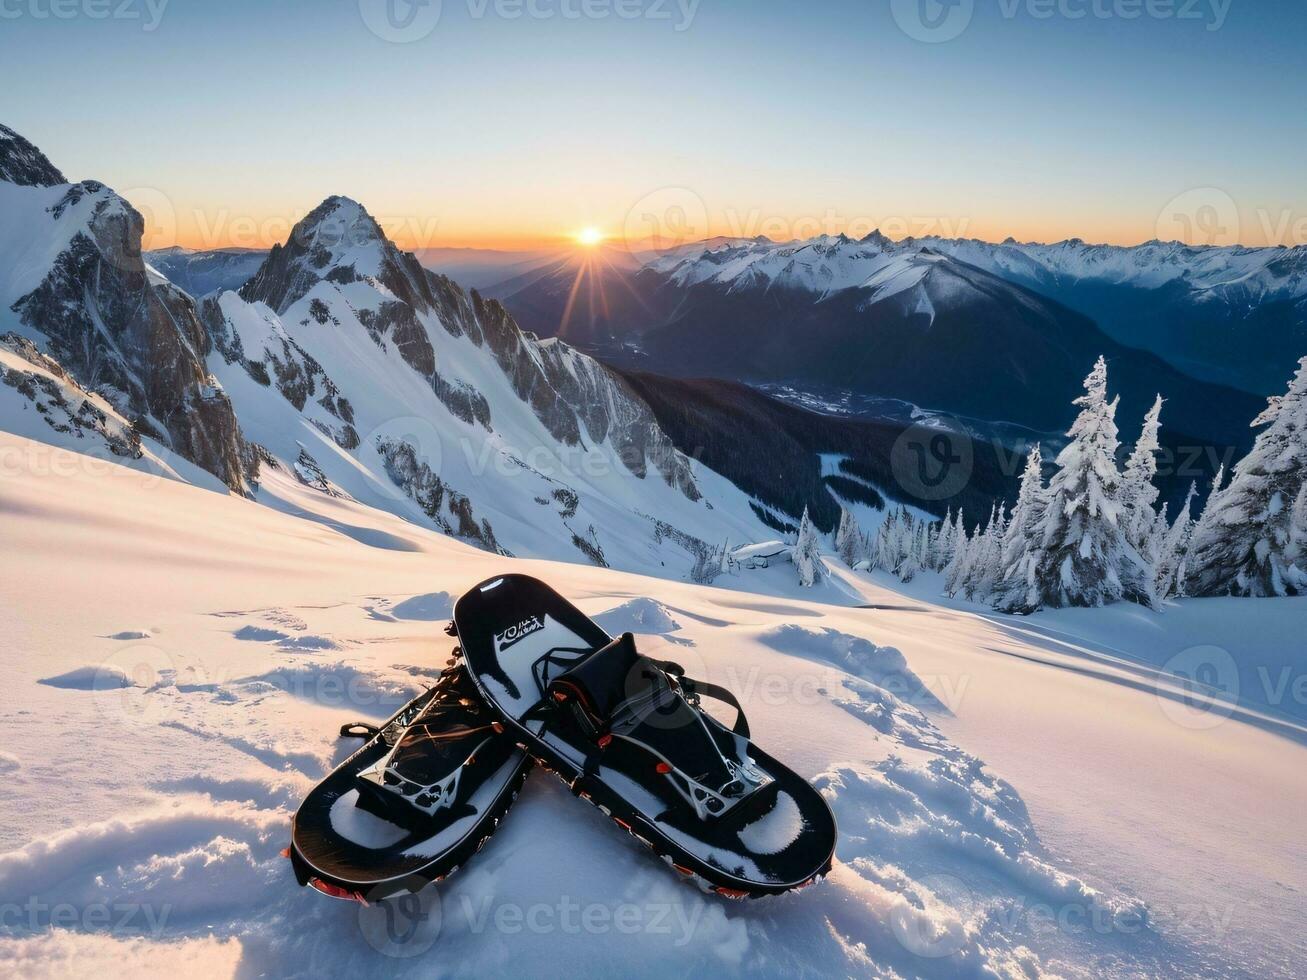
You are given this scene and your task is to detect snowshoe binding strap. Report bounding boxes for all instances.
[547,632,770,820]
[353,670,514,828]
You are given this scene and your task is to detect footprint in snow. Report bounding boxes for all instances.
[233,625,289,643]
[37,665,134,690]
[105,629,152,640]
[232,625,339,651]
[389,592,455,621]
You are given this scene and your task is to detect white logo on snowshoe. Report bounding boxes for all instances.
[495,615,545,651]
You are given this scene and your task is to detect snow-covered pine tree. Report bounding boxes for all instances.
[966,503,1006,600]
[994,445,1048,612]
[1156,484,1197,598]
[943,512,973,596]
[1121,395,1164,563]
[924,517,942,571]
[898,521,923,583]
[1187,356,1307,597]
[793,506,825,587]
[933,508,955,571]
[872,506,902,573]
[1287,483,1307,590]
[834,507,864,565]
[1020,357,1155,611]
[897,518,930,583]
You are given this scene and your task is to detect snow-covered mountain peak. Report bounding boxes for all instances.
[194,185,773,573]
[0,122,66,187]
[238,195,417,315]
[643,229,1307,313]
[0,126,252,493]
[294,195,388,264]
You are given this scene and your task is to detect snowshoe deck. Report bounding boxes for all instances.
[290,664,531,902]
[455,574,836,898]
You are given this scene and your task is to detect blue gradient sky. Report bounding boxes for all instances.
[2,0,1301,249]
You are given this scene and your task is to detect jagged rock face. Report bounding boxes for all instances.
[0,332,142,458]
[0,124,66,187]
[468,291,700,498]
[8,177,253,493]
[376,438,509,555]
[234,196,703,500]
[194,194,766,569]
[200,294,359,451]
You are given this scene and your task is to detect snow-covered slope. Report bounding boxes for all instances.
[197,196,773,576]
[924,236,1307,306]
[0,126,251,492]
[2,429,1302,978]
[638,232,1307,396]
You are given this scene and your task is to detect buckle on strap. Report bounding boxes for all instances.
[549,634,770,821]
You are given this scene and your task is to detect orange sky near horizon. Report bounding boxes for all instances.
[151,206,1299,254]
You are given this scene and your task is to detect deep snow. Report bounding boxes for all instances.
[1,431,1303,978]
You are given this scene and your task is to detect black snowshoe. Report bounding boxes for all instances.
[290,662,532,902]
[454,574,837,898]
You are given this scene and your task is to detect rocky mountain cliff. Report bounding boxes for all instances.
[198,196,762,572]
[0,126,253,493]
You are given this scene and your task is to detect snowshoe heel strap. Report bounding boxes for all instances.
[548,634,769,820]
[675,675,750,739]
[546,632,652,726]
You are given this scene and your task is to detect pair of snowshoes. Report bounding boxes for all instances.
[290,575,836,904]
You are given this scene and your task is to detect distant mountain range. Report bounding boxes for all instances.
[494,234,1306,400]
[130,223,1299,517]
[918,236,1307,395]
[495,235,1266,460]
[145,246,267,299]
[148,232,1307,411]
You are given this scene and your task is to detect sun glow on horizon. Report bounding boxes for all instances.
[576,227,604,247]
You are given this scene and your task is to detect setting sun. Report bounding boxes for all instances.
[576,227,604,247]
